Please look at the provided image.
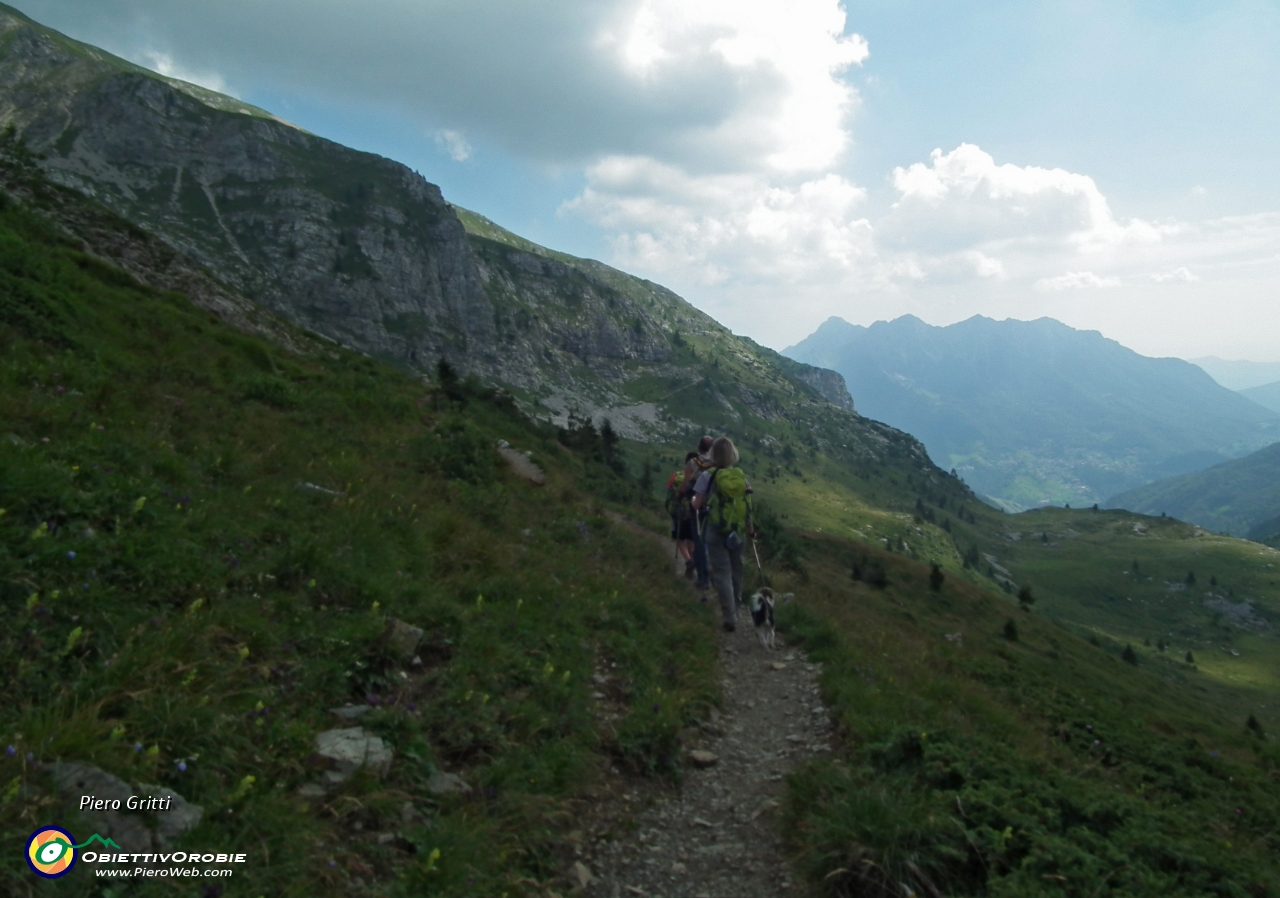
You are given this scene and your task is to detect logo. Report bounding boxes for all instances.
[26,829,122,878]
[26,827,77,878]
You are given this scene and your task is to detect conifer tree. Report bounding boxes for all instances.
[929,564,945,592]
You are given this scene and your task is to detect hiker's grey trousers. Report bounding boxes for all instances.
[704,523,743,628]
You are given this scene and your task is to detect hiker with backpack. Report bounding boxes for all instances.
[665,452,700,571]
[691,436,753,632]
[682,436,715,591]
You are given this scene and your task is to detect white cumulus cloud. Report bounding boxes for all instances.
[1151,266,1199,283]
[434,130,472,163]
[883,144,1163,253]
[1034,271,1122,291]
[142,50,234,96]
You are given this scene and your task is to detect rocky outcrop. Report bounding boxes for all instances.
[0,7,492,372]
[44,762,203,850]
[789,364,856,413]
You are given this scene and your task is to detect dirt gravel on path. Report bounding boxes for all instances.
[580,530,832,898]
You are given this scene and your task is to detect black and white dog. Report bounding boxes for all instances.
[750,588,777,649]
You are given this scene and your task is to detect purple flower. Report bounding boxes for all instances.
[177,761,187,772]
[407,703,417,712]
[1093,740,1100,746]
[1210,750,1221,758]
[25,752,34,762]
[5,745,14,756]
[1235,807,1243,815]
[67,551,76,559]
[134,743,143,752]
[652,704,661,713]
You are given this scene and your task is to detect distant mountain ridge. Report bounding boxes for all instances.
[1240,380,1280,416]
[785,314,1280,509]
[1107,441,1280,539]
[1190,357,1280,391]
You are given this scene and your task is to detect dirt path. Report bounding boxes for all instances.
[581,523,832,897]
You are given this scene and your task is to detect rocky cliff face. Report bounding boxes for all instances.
[0,3,863,444]
[0,6,492,371]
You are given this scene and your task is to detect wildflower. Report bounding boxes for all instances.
[238,646,250,661]
[177,761,187,772]
[66,551,76,559]
[133,743,143,752]
[5,745,14,756]
[133,496,147,512]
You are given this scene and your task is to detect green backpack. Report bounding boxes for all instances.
[664,470,686,516]
[710,467,752,535]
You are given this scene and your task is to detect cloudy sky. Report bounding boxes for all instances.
[18,0,1280,361]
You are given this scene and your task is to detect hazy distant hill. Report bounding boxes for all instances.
[1108,441,1280,539]
[1240,380,1280,416]
[1190,357,1280,390]
[786,315,1280,508]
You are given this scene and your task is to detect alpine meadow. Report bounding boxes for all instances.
[1,4,1280,898]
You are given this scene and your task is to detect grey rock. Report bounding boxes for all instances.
[382,619,423,660]
[425,770,471,796]
[329,705,373,721]
[43,762,203,850]
[498,446,546,485]
[687,750,719,769]
[313,727,393,781]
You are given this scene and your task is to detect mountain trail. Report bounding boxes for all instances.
[581,517,832,897]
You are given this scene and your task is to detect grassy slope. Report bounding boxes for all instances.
[0,183,721,896]
[767,538,1280,897]
[1108,442,1280,538]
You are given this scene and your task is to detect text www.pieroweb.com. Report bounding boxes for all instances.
[82,851,244,878]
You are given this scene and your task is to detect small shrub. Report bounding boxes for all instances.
[1017,584,1034,607]
[1002,618,1018,641]
[862,564,888,588]
[1186,650,1195,664]
[1122,644,1138,665]
[1246,714,1265,738]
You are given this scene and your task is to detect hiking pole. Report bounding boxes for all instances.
[750,535,770,589]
